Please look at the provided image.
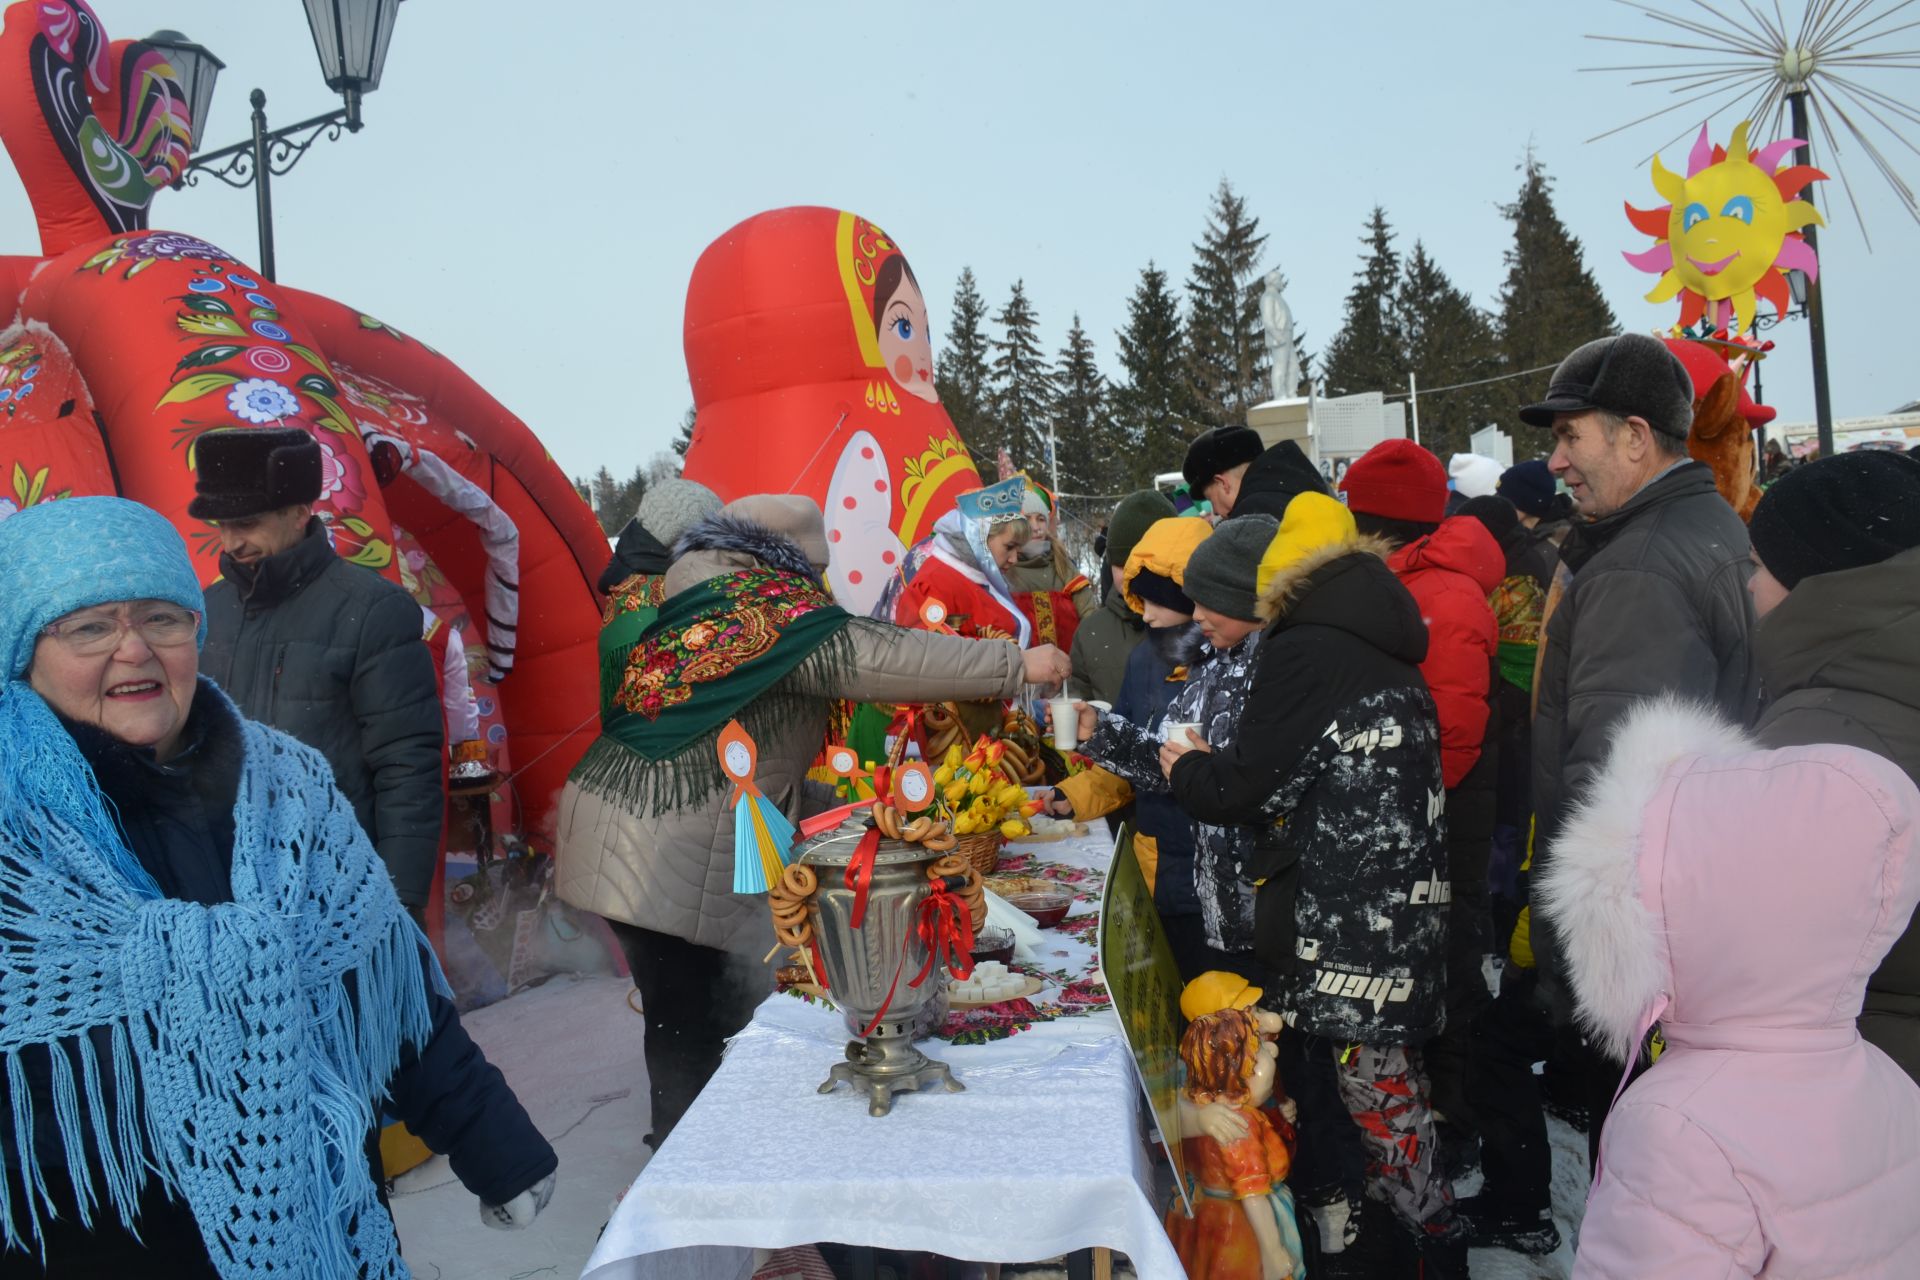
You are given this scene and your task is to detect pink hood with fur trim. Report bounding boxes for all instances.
[1540,697,1920,1278]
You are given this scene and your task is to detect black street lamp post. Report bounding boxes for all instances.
[1749,267,1810,417]
[1787,88,1837,460]
[147,0,403,284]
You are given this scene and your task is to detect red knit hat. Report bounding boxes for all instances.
[1339,439,1447,523]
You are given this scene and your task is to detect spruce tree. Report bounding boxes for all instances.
[1321,207,1407,400]
[1397,241,1502,459]
[1051,315,1111,494]
[989,280,1053,469]
[936,266,996,460]
[1184,179,1271,430]
[605,464,648,531]
[1113,261,1189,483]
[1496,153,1619,418]
[588,466,622,534]
[670,405,696,457]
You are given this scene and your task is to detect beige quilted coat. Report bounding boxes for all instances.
[556,504,1024,957]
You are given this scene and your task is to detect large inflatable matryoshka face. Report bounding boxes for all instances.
[682,208,983,617]
[870,254,936,404]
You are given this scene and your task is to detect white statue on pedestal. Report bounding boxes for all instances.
[1260,268,1305,401]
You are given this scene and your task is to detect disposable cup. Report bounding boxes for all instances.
[1048,697,1078,750]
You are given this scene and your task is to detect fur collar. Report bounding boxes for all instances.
[1146,620,1209,669]
[1254,533,1396,624]
[674,512,818,581]
[1536,695,1757,1061]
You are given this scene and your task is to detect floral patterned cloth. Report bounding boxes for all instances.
[781,836,1120,1047]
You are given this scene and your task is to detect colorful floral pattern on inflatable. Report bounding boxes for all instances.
[0,2,610,970]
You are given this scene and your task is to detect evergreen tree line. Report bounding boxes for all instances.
[575,464,651,536]
[941,155,1619,495]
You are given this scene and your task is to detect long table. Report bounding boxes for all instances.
[580,830,1184,1280]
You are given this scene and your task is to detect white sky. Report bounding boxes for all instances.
[4,1,1912,480]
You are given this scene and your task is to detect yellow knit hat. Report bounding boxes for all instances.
[1254,491,1358,600]
[1121,516,1214,615]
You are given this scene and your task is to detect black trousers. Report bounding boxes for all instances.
[1277,1031,1367,1206]
[605,920,768,1148]
[1426,782,1496,1137]
[1466,974,1559,1217]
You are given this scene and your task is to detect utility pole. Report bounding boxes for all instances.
[1408,372,1421,445]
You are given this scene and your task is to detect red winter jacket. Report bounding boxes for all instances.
[1389,517,1503,790]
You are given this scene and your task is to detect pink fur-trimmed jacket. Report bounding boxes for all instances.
[1539,698,1920,1279]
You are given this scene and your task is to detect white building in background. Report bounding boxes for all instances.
[1246,391,1405,485]
[1773,411,1920,457]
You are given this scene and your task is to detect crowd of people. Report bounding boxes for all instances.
[0,329,1916,1278]
[1052,332,1920,1277]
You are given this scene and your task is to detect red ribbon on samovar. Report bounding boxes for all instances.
[843,823,881,929]
[860,877,975,1037]
[909,879,975,989]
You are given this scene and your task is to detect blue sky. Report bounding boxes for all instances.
[4,1,1912,480]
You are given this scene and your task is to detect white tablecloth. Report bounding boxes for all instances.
[580,831,1184,1280]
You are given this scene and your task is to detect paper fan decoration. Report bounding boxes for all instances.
[718,721,797,894]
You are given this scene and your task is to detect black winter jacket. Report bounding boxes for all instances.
[5,686,554,1275]
[201,520,444,906]
[1530,462,1754,1013]
[1230,440,1332,522]
[1169,537,1451,1045]
[1753,545,1920,1082]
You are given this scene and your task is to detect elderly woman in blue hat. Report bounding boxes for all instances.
[0,498,555,1277]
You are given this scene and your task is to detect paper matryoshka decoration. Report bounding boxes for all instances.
[892,761,936,813]
[680,208,985,616]
[1623,121,1826,335]
[719,720,798,894]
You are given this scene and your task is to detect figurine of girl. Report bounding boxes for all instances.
[1166,1007,1306,1280]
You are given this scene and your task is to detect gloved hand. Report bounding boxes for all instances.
[479,1173,555,1230]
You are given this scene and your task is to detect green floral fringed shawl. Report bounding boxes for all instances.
[572,567,854,816]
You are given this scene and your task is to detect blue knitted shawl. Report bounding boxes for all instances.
[0,685,436,1277]
[0,499,435,1277]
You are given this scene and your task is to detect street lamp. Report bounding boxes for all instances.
[1748,268,1811,456]
[147,0,404,284]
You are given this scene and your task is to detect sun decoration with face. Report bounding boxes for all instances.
[1624,121,1826,335]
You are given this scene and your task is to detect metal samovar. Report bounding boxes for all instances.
[797,816,962,1116]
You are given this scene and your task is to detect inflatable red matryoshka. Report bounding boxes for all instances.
[681,207,984,615]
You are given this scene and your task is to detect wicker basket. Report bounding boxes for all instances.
[954,830,1001,878]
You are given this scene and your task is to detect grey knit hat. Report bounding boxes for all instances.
[1182,514,1278,623]
[638,479,722,548]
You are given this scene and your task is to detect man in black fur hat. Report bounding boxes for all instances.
[193,427,444,913]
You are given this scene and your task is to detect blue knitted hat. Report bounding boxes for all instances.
[0,497,205,679]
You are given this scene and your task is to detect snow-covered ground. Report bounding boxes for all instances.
[389,974,652,1280]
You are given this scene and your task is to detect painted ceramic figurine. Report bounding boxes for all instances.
[1166,1006,1307,1280]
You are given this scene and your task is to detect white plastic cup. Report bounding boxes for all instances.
[1163,721,1203,746]
[1049,697,1078,750]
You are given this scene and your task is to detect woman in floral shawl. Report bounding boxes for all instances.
[557,494,1067,1146]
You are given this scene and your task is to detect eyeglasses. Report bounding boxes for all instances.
[41,604,201,657]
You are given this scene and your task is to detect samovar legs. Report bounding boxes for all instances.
[818,1041,965,1116]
